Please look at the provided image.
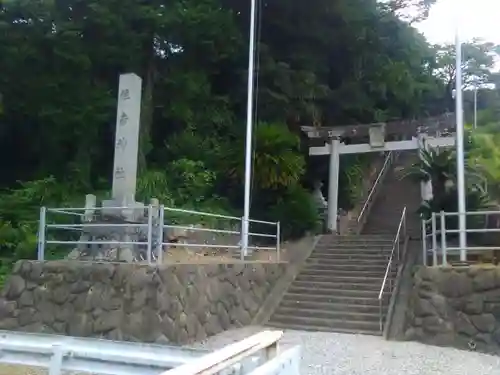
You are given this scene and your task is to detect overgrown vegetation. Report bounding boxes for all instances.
[0,0,498,269]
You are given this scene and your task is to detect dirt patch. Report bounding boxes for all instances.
[162,235,316,264]
[0,365,49,375]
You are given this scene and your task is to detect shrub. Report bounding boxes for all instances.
[267,184,319,240]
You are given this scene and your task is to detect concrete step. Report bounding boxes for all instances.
[268,314,381,333]
[273,306,383,323]
[308,252,392,260]
[287,285,379,298]
[321,237,394,243]
[281,292,388,306]
[266,321,382,335]
[278,298,388,314]
[302,263,389,272]
[305,258,389,266]
[290,279,383,291]
[299,268,394,278]
[313,247,394,255]
[294,273,389,284]
[321,235,393,240]
[315,244,394,250]
[318,237,394,242]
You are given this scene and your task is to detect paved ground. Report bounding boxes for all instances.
[194,326,500,375]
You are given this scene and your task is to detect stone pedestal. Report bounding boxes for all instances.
[69,195,161,263]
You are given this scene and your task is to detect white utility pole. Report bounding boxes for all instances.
[241,0,258,258]
[455,29,468,261]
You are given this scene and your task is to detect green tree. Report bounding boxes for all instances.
[0,0,450,257]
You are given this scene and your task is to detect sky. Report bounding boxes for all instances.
[416,0,500,45]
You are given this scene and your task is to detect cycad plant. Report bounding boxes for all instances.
[401,145,487,212]
[226,122,305,190]
[401,147,455,205]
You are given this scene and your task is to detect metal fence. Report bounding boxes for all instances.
[422,210,500,266]
[0,329,300,375]
[37,205,281,263]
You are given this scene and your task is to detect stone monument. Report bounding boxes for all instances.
[69,73,162,263]
[312,180,328,232]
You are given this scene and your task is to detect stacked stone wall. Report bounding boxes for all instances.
[406,266,500,354]
[0,260,285,344]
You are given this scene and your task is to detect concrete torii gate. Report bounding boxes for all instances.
[301,113,457,232]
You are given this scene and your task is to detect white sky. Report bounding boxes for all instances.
[416,0,500,44]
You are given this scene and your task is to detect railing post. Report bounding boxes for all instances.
[396,235,400,262]
[37,206,47,261]
[440,211,447,266]
[276,222,281,263]
[379,298,383,331]
[403,209,407,239]
[146,204,153,265]
[421,220,427,266]
[158,205,165,264]
[240,217,245,261]
[48,344,64,375]
[431,213,438,266]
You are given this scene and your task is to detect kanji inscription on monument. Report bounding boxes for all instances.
[119,112,129,126]
[112,73,142,204]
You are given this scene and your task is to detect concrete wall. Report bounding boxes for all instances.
[0,260,285,344]
[405,266,500,354]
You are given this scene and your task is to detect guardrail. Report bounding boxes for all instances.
[378,206,406,332]
[162,330,300,375]
[356,152,394,231]
[0,329,300,375]
[422,210,500,266]
[38,205,281,263]
[0,329,207,375]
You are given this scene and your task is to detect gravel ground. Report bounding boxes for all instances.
[4,327,500,374]
[193,326,500,375]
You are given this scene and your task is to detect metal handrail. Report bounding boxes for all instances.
[357,152,394,224]
[38,205,282,263]
[378,206,406,331]
[423,210,500,266]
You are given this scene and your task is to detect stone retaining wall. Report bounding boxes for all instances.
[0,260,285,344]
[405,266,500,354]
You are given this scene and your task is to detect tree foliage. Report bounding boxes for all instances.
[0,0,458,258]
[433,39,500,110]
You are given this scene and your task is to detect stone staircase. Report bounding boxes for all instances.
[362,152,421,237]
[267,235,396,335]
[267,152,422,336]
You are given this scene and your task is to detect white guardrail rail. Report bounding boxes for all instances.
[0,329,301,375]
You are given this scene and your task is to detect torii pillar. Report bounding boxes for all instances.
[327,138,341,232]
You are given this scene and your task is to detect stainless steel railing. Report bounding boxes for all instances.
[422,210,500,266]
[37,205,281,263]
[357,152,395,230]
[378,206,407,331]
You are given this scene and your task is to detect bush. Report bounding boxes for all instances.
[268,184,319,240]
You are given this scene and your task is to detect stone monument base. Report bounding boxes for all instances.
[68,195,160,263]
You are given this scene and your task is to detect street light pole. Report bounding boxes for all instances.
[455,28,467,261]
[241,0,258,258]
